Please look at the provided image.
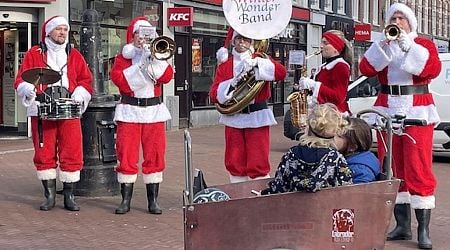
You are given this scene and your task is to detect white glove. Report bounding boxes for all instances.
[298,77,317,91]
[71,94,84,104]
[139,46,153,68]
[243,58,258,69]
[20,82,36,99]
[398,30,413,52]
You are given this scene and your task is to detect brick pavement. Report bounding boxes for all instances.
[0,121,449,249]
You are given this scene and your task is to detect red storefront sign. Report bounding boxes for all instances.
[167,7,194,27]
[354,24,371,41]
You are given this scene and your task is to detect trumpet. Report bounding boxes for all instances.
[384,24,401,41]
[287,50,321,130]
[144,36,176,60]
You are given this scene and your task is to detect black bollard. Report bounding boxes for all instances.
[76,9,119,196]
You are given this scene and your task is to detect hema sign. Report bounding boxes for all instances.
[167,7,193,27]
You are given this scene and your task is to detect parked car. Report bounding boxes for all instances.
[284,53,450,156]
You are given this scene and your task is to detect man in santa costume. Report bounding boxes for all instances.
[110,17,173,215]
[14,16,93,211]
[209,28,287,183]
[359,3,441,249]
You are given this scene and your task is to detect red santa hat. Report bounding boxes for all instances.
[41,16,70,41]
[386,2,417,33]
[216,27,240,64]
[126,16,152,43]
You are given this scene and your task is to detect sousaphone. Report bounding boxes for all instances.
[216,0,292,115]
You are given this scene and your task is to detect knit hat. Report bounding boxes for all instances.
[386,2,417,33]
[42,16,70,41]
[216,27,236,64]
[126,17,154,43]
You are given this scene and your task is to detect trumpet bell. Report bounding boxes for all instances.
[151,36,176,60]
[384,24,401,41]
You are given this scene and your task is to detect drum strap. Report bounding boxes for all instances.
[240,101,268,114]
[120,96,162,107]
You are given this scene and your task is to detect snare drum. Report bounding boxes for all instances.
[39,98,81,120]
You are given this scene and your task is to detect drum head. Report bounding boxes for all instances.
[222,0,292,40]
[193,188,231,204]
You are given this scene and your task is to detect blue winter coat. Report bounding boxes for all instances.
[346,151,380,183]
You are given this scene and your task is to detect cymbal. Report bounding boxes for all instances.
[22,67,61,85]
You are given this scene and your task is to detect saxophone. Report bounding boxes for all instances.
[286,50,321,129]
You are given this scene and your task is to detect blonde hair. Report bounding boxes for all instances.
[299,103,348,148]
[326,30,353,66]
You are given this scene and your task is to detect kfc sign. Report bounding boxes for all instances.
[354,24,371,41]
[168,7,193,27]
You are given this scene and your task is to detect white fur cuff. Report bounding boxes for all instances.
[401,43,429,76]
[58,170,80,183]
[143,172,163,184]
[36,169,57,180]
[216,47,229,64]
[411,195,435,209]
[117,173,138,184]
[395,191,411,204]
[254,57,275,81]
[229,175,248,183]
[365,42,391,71]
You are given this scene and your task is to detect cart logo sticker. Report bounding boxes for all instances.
[332,209,354,243]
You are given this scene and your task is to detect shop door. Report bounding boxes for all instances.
[174,33,191,128]
[0,8,38,136]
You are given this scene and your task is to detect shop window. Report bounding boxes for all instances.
[191,36,223,107]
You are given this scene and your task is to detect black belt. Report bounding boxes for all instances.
[240,102,268,114]
[380,84,429,95]
[120,96,161,107]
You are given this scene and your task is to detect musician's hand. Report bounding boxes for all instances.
[18,82,36,99]
[71,94,84,104]
[298,77,317,91]
[243,58,258,69]
[398,30,413,52]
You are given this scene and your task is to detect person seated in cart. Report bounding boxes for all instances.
[334,117,380,183]
[261,103,353,195]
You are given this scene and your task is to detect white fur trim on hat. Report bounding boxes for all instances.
[45,16,70,37]
[231,31,239,41]
[386,3,417,33]
[133,20,152,33]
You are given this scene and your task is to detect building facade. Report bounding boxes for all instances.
[1,0,449,135]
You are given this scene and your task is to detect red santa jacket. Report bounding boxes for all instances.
[14,45,93,116]
[14,45,93,95]
[209,52,286,128]
[110,53,173,123]
[359,34,441,123]
[315,57,351,113]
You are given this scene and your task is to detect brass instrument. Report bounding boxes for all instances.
[384,24,401,41]
[215,40,269,115]
[286,50,321,129]
[147,36,176,60]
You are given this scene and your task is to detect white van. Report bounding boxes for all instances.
[348,53,450,155]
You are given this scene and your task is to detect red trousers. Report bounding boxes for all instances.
[31,117,83,172]
[115,121,166,176]
[224,126,270,179]
[377,125,436,197]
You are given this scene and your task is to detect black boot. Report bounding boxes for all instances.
[63,182,80,211]
[415,209,432,249]
[115,183,134,214]
[40,179,56,211]
[146,183,162,214]
[387,204,412,240]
